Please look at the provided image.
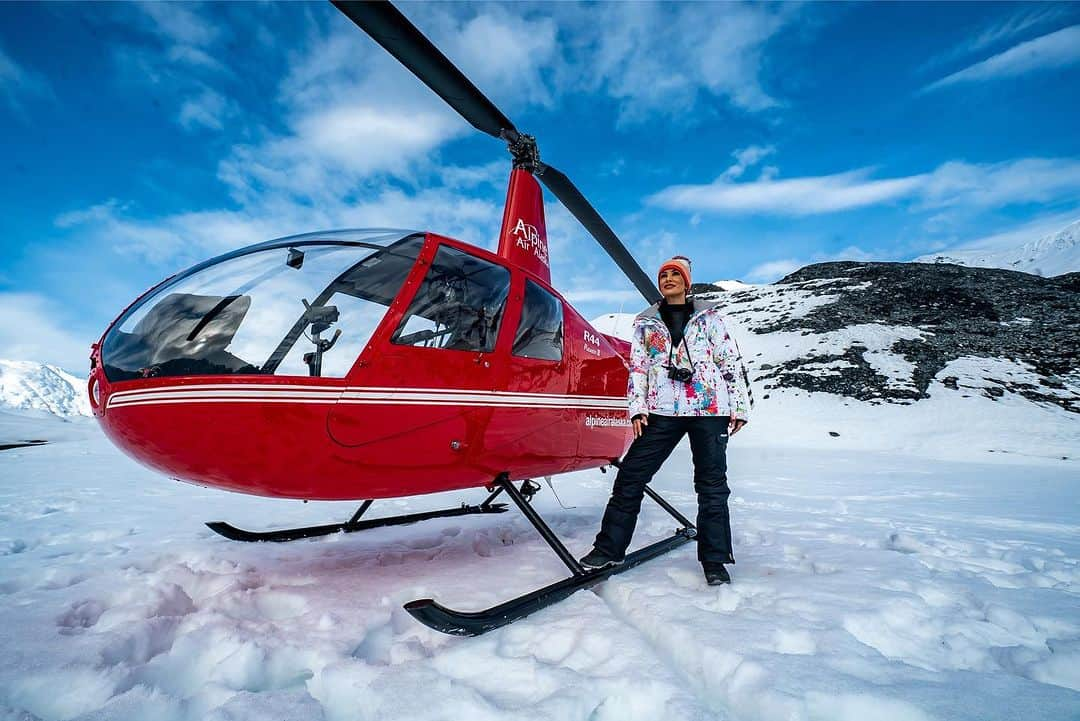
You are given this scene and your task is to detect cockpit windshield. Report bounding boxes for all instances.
[101,230,425,381]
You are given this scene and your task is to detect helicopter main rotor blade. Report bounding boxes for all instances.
[331,0,515,140]
[536,163,662,305]
[332,0,661,305]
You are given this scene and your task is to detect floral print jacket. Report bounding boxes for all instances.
[627,299,754,421]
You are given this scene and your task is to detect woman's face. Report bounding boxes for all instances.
[658,268,687,300]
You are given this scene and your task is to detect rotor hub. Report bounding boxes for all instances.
[502,130,542,174]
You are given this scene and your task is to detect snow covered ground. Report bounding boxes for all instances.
[1,388,1078,720]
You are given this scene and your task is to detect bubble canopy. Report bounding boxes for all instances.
[100,229,424,382]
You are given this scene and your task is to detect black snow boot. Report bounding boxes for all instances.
[579,548,624,570]
[703,562,731,586]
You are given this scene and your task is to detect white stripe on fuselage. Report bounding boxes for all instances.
[105,384,627,411]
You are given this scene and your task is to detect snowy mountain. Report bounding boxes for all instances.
[0,359,91,418]
[711,279,755,292]
[915,218,1080,277]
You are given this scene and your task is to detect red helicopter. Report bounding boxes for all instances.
[88,1,698,636]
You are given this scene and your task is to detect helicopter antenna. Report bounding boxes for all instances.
[331,0,662,306]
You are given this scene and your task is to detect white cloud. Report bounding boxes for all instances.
[334,2,796,126]
[224,13,488,203]
[56,200,195,264]
[56,199,300,266]
[744,258,803,283]
[745,245,882,283]
[215,102,467,208]
[544,2,795,122]
[438,161,506,190]
[966,7,1073,56]
[167,45,229,74]
[178,88,234,132]
[630,230,679,278]
[562,289,642,304]
[652,169,925,216]
[296,105,460,172]
[920,6,1072,74]
[438,7,558,110]
[391,3,798,124]
[0,45,53,115]
[722,145,776,181]
[54,199,128,229]
[136,1,219,47]
[54,180,503,269]
[129,2,230,76]
[0,293,95,373]
[922,25,1080,93]
[110,3,235,134]
[650,157,1080,216]
[917,157,1080,209]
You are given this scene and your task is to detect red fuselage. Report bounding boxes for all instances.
[89,231,634,500]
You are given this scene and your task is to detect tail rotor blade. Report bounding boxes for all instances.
[331,0,517,140]
[537,164,661,305]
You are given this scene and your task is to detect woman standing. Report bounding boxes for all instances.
[580,256,753,585]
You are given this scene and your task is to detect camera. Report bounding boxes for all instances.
[667,365,693,383]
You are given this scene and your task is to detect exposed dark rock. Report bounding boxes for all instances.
[724,262,1078,412]
[690,282,723,296]
[757,345,923,403]
[1051,272,1080,293]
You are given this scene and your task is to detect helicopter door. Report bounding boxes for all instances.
[327,242,511,459]
[569,308,633,464]
[484,277,577,475]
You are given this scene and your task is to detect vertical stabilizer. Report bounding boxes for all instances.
[497,168,550,283]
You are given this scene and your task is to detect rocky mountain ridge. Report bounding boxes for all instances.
[723,262,1078,412]
[595,262,1079,415]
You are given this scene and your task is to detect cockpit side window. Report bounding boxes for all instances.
[512,280,564,362]
[391,246,511,353]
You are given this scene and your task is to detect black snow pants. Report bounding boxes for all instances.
[592,413,734,565]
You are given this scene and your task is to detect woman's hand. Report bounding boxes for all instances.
[729,418,747,436]
[632,414,649,438]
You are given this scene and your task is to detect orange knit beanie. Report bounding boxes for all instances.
[657,256,692,288]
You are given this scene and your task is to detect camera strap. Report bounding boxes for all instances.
[667,332,696,374]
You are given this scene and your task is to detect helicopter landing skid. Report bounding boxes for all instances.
[404,475,697,636]
[206,488,509,543]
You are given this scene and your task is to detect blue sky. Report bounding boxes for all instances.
[2,1,1079,373]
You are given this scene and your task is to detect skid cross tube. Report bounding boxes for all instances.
[498,475,584,576]
[206,490,509,543]
[345,500,374,528]
[478,484,505,510]
[643,485,696,533]
[404,475,699,636]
